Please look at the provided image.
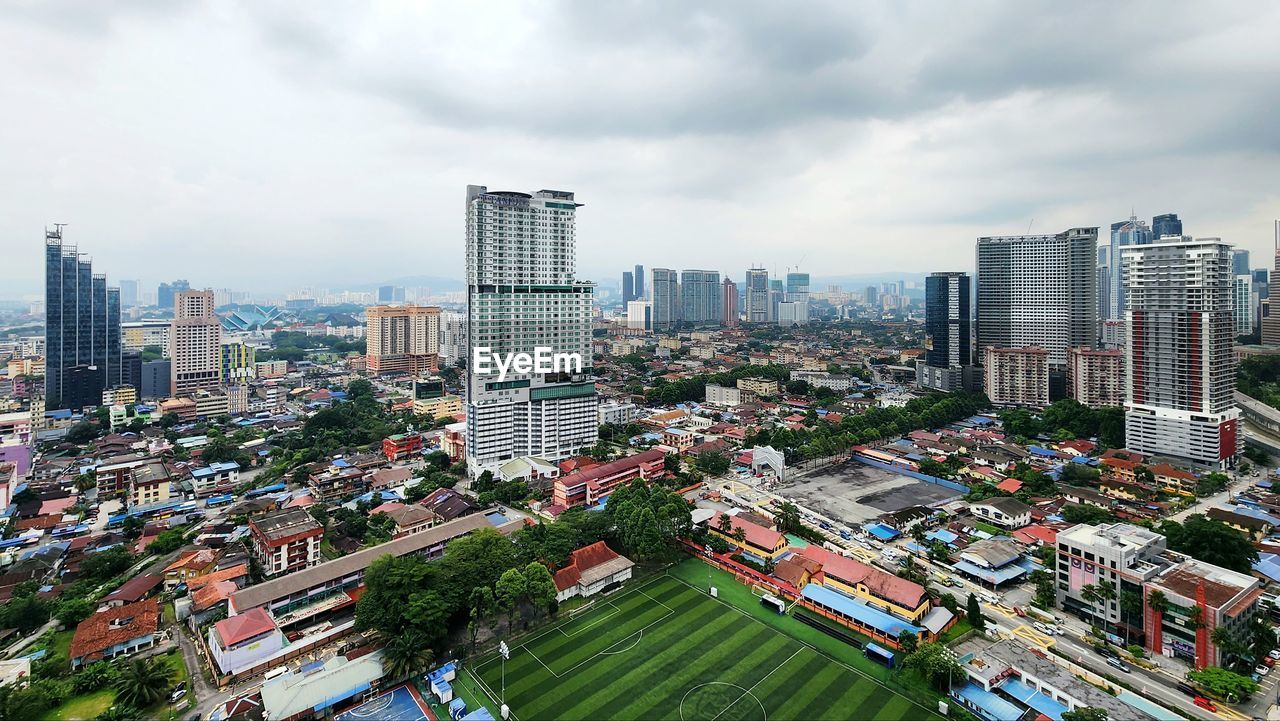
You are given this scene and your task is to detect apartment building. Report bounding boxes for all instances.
[249,508,324,577]
[736,377,780,397]
[171,290,222,398]
[1068,347,1125,408]
[365,305,441,375]
[705,384,743,407]
[983,346,1049,408]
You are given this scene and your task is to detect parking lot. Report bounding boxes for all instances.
[776,461,963,524]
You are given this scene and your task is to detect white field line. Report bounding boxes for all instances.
[710,648,803,721]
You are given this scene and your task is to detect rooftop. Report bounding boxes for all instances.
[214,607,277,648]
[69,598,161,662]
[249,508,323,542]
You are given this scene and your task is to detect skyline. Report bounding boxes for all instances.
[3,2,1279,295]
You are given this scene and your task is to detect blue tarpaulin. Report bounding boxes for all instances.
[866,524,901,541]
[1000,677,1068,720]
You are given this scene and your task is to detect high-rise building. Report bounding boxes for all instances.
[365,305,441,375]
[1262,221,1280,346]
[744,269,771,323]
[983,346,1050,408]
[378,285,395,303]
[916,272,973,392]
[439,311,467,367]
[1231,274,1257,337]
[1123,238,1239,468]
[769,279,785,319]
[1068,348,1124,408]
[1101,215,1153,323]
[1152,213,1183,240]
[119,279,139,309]
[651,268,680,330]
[1232,249,1251,276]
[220,339,256,383]
[721,278,739,327]
[784,272,810,324]
[633,264,645,300]
[465,186,596,476]
[622,271,635,303]
[171,290,222,398]
[976,227,1097,398]
[626,300,652,332]
[44,227,122,410]
[157,280,190,311]
[776,302,808,326]
[864,286,878,305]
[680,270,720,327]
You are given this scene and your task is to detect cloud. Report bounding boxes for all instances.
[0,1,1277,297]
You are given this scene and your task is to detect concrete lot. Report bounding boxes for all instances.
[777,462,962,525]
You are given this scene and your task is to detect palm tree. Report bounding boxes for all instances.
[1094,583,1118,640]
[1080,584,1102,631]
[1120,591,1143,645]
[383,630,433,682]
[113,658,172,709]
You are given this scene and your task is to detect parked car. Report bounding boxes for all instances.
[1265,656,1276,667]
[1193,696,1218,712]
[1175,682,1198,697]
[1106,657,1130,673]
[1269,648,1280,660]
[1255,665,1270,676]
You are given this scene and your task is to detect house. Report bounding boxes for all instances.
[708,512,788,562]
[553,542,635,602]
[208,607,285,675]
[259,651,384,721]
[877,505,935,532]
[164,548,219,590]
[100,574,163,609]
[662,428,696,452]
[128,460,172,510]
[249,508,324,577]
[795,545,937,644]
[369,501,435,537]
[1151,463,1198,497]
[420,487,478,523]
[382,433,423,461]
[366,466,413,492]
[191,461,241,498]
[969,498,1031,530]
[551,448,666,509]
[69,598,162,668]
[1207,506,1277,542]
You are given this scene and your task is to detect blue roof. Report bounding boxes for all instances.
[1227,504,1280,526]
[926,529,959,545]
[1255,553,1280,583]
[1259,479,1274,489]
[192,461,240,478]
[966,415,995,426]
[332,458,352,468]
[1070,455,1098,465]
[954,557,1030,585]
[866,523,901,541]
[1000,677,1068,720]
[800,584,922,638]
[47,409,73,420]
[461,709,496,721]
[951,683,1023,721]
[1028,446,1057,457]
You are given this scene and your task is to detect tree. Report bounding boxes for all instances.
[694,451,731,476]
[1120,591,1144,645]
[495,568,528,633]
[55,596,96,626]
[469,586,495,650]
[113,658,172,708]
[382,629,433,681]
[524,562,559,622]
[928,541,950,563]
[74,473,97,492]
[903,642,962,689]
[1062,504,1115,525]
[66,421,98,444]
[1160,515,1259,573]
[966,593,986,632]
[1187,666,1259,702]
[1061,708,1109,721]
[897,629,919,655]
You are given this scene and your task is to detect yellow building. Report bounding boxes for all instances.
[736,377,780,396]
[799,545,931,623]
[129,461,172,509]
[709,512,789,561]
[414,394,463,419]
[7,356,44,378]
[102,385,138,407]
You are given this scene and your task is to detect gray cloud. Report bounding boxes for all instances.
[0,1,1277,297]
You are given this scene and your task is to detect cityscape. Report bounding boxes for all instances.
[3,4,1280,721]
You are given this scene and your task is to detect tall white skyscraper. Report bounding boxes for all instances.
[1123,238,1239,468]
[744,268,771,323]
[651,268,680,330]
[976,227,1097,397]
[465,186,597,476]
[680,269,720,327]
[439,311,467,366]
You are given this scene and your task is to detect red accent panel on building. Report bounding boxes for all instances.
[1220,419,1238,461]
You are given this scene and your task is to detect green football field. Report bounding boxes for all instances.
[469,573,940,720]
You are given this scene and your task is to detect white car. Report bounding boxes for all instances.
[1269,649,1280,660]
[1256,665,1271,677]
[1032,622,1052,635]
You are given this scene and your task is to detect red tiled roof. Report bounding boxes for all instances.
[214,607,277,648]
[798,545,926,610]
[193,580,239,613]
[165,548,217,573]
[711,512,784,552]
[102,574,162,604]
[995,478,1023,493]
[187,563,249,592]
[70,598,161,662]
[566,448,665,486]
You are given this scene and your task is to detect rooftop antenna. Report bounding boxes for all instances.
[1026,218,1034,234]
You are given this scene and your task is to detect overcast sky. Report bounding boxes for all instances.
[2,1,1278,297]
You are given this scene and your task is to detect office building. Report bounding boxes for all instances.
[157,280,190,311]
[976,227,1097,398]
[44,227,122,410]
[651,268,680,330]
[626,300,652,332]
[1067,348,1124,408]
[465,185,596,476]
[365,305,440,375]
[680,270,721,327]
[221,340,255,383]
[621,271,635,304]
[1101,215,1153,324]
[1232,274,1257,337]
[140,360,171,399]
[119,279,139,309]
[784,272,810,324]
[983,346,1049,408]
[744,268,771,323]
[916,272,973,392]
[1152,213,1183,240]
[633,264,645,299]
[439,311,467,366]
[1263,222,1280,346]
[1123,238,1239,468]
[721,278,739,327]
[1232,249,1251,276]
[171,290,222,398]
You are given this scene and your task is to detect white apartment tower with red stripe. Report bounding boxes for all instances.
[1122,238,1240,468]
